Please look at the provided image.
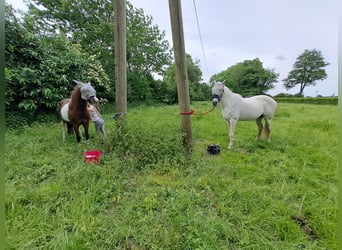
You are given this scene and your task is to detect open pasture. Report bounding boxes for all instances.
[5,102,337,249]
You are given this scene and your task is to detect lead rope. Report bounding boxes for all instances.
[180,106,216,116]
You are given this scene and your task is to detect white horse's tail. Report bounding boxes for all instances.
[253,95,277,118]
[264,96,277,118]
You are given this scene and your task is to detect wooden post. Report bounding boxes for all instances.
[114,0,127,116]
[168,0,192,146]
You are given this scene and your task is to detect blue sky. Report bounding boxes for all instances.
[7,0,339,96]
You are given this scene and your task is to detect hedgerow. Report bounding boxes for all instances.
[274,97,337,105]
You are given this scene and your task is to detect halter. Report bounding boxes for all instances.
[212,93,221,102]
[211,83,225,107]
[212,83,225,101]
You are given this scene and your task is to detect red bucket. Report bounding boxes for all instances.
[84,150,102,164]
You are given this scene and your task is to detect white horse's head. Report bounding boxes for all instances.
[211,82,225,106]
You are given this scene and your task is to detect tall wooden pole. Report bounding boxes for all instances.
[168,0,192,146]
[114,0,127,116]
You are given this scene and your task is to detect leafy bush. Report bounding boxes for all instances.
[5,4,112,113]
[6,108,59,130]
[105,117,187,169]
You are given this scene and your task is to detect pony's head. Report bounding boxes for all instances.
[73,80,98,104]
[211,82,225,106]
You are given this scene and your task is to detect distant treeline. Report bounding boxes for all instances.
[274,97,338,105]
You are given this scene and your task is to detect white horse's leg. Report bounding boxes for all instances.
[256,117,263,140]
[265,118,272,142]
[228,119,237,149]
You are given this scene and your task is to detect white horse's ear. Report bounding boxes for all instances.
[216,81,224,87]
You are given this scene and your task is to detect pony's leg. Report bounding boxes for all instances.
[67,123,73,134]
[73,125,82,143]
[256,117,263,140]
[61,121,66,141]
[264,118,272,142]
[228,119,237,150]
[84,122,90,140]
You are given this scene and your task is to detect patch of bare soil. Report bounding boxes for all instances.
[291,215,319,240]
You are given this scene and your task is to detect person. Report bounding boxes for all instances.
[87,104,105,136]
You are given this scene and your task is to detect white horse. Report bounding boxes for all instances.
[211,82,277,149]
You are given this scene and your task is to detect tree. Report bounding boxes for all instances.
[210,58,278,96]
[126,3,172,102]
[27,0,172,102]
[5,3,110,111]
[164,54,209,103]
[283,49,329,96]
[126,3,172,76]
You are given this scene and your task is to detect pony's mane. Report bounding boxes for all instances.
[71,85,80,98]
[69,85,87,109]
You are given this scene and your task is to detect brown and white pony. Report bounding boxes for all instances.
[59,80,98,143]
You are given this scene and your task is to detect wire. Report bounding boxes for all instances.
[192,0,208,73]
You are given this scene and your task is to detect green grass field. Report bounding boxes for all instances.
[5,102,337,249]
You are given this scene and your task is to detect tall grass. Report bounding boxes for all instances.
[5,102,337,249]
